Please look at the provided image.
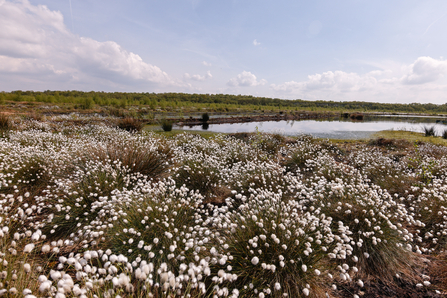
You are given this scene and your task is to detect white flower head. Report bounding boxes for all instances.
[24,243,35,253]
[251,257,259,265]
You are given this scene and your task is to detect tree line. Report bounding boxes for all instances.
[1,90,447,113]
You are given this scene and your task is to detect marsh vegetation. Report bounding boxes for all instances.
[1,114,447,297]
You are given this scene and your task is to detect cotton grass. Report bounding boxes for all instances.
[0,118,445,297]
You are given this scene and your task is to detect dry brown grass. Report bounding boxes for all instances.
[0,113,11,130]
[117,117,144,132]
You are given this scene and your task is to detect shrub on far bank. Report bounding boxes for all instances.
[201,112,210,122]
[161,119,173,131]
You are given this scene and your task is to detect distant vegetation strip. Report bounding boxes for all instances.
[2,90,447,114]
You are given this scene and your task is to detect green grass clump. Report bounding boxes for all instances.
[249,130,285,156]
[282,138,324,174]
[301,172,416,282]
[41,164,130,240]
[372,130,447,146]
[207,195,335,298]
[0,155,53,199]
[173,160,222,200]
[0,223,47,296]
[411,185,447,251]
[104,179,207,295]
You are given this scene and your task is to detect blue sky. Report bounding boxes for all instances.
[1,0,447,103]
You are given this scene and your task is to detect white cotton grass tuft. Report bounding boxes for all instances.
[23,243,35,253]
[251,257,259,265]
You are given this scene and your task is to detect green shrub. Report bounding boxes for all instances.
[80,97,94,110]
[161,119,173,131]
[201,112,210,122]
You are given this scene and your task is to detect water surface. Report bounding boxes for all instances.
[177,116,447,139]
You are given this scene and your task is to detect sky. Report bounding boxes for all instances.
[1,0,447,104]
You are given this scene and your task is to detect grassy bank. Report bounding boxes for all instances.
[0,114,447,297]
[372,130,447,146]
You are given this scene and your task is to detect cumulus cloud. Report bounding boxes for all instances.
[401,56,447,85]
[270,57,447,103]
[202,61,212,67]
[0,0,174,90]
[183,71,212,81]
[227,71,266,87]
[253,39,260,46]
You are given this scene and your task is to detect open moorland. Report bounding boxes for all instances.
[1,113,447,297]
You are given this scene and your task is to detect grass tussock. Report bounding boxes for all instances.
[0,113,12,131]
[424,126,436,137]
[82,138,173,179]
[117,117,144,132]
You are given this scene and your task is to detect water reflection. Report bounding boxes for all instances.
[176,116,447,139]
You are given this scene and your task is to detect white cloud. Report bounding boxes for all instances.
[270,57,447,103]
[401,56,447,85]
[227,71,266,87]
[253,39,260,46]
[0,0,175,90]
[202,61,212,67]
[271,70,378,93]
[183,70,212,81]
